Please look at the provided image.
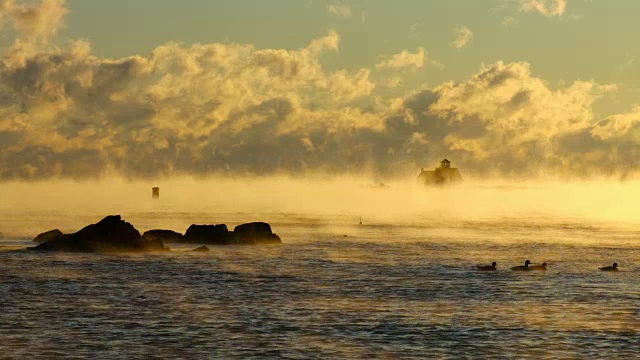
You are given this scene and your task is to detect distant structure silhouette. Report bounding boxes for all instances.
[417,159,463,186]
[152,187,160,199]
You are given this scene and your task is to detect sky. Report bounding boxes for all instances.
[0,0,638,181]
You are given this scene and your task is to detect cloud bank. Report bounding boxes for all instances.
[0,0,637,181]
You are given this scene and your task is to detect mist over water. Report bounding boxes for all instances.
[1,176,639,232]
[1,177,639,357]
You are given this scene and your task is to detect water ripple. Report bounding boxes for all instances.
[1,217,639,358]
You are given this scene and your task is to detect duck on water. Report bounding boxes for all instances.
[511,260,531,271]
[476,260,614,272]
[530,262,547,271]
[599,263,618,271]
[477,262,497,271]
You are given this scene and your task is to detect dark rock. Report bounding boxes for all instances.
[230,222,282,245]
[191,246,210,252]
[33,229,64,243]
[181,222,282,245]
[183,224,231,245]
[143,229,183,243]
[33,215,168,253]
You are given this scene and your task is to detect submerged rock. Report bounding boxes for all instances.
[33,215,168,253]
[33,229,64,243]
[183,224,231,245]
[142,229,183,243]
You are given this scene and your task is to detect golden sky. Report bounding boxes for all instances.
[0,0,638,180]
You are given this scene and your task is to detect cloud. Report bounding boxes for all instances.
[0,0,67,41]
[450,26,473,49]
[428,59,445,71]
[409,22,420,38]
[519,0,568,17]
[376,47,425,71]
[427,61,627,176]
[591,106,640,141]
[0,3,383,179]
[502,17,517,27]
[327,3,352,18]
[0,0,637,180]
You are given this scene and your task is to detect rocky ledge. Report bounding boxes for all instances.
[33,215,167,253]
[33,229,64,243]
[143,222,282,245]
[32,216,282,253]
[142,229,183,243]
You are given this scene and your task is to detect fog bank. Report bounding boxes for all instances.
[1,176,638,225]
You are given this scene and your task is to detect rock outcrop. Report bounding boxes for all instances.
[231,222,281,245]
[181,222,281,245]
[182,224,231,245]
[33,215,168,253]
[31,216,281,252]
[33,229,64,243]
[142,229,183,243]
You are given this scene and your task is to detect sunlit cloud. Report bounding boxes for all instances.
[502,16,517,27]
[591,106,640,140]
[0,0,637,181]
[0,0,67,41]
[376,47,425,71]
[450,26,473,49]
[429,59,445,71]
[519,0,568,17]
[328,3,352,18]
[409,22,420,39]
[429,61,624,176]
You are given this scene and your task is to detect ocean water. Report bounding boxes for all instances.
[1,211,639,358]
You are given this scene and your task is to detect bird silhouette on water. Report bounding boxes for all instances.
[477,262,497,271]
[530,262,547,271]
[599,263,618,272]
[511,260,531,271]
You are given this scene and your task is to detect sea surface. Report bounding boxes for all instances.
[1,211,639,358]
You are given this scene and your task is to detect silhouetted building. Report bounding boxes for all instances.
[417,159,463,186]
[152,187,160,199]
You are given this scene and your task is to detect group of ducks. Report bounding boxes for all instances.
[476,260,619,272]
